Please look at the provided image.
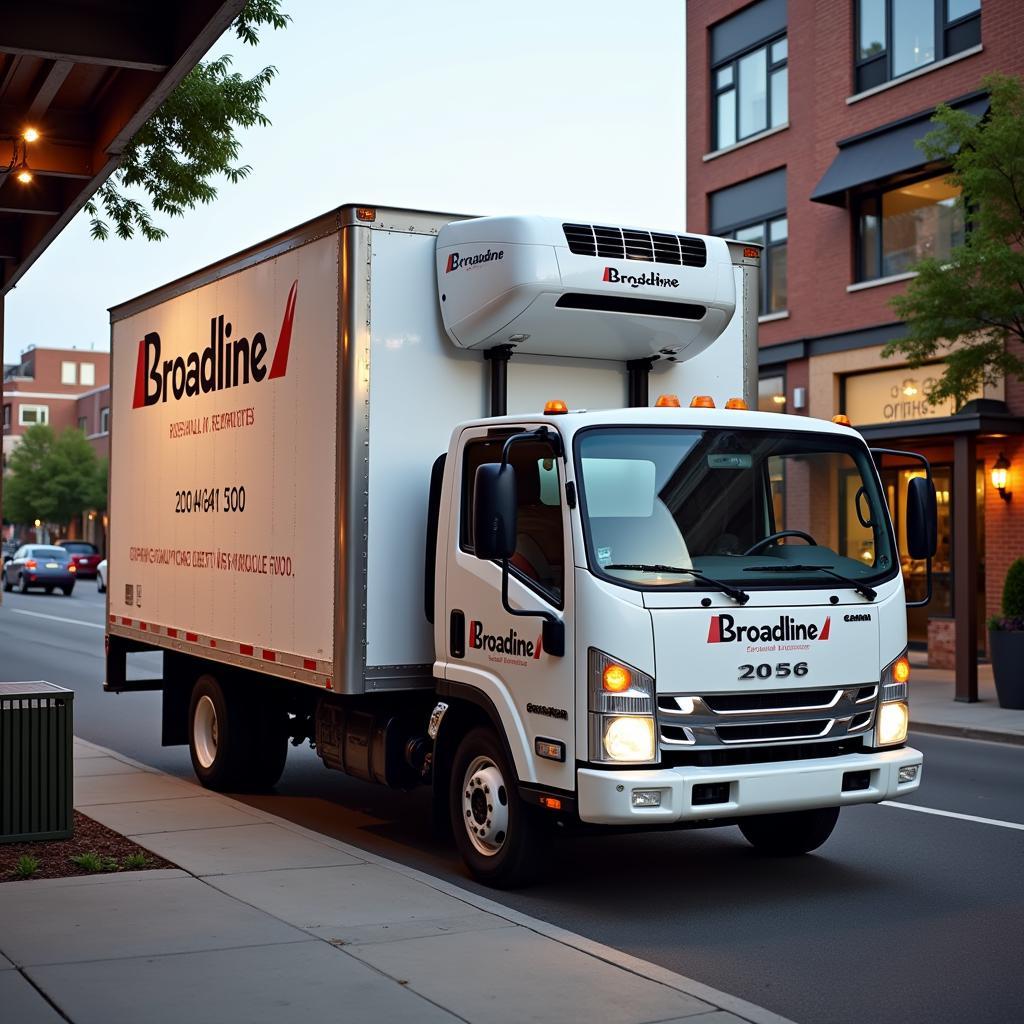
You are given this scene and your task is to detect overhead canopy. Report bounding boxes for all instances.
[810,94,989,207]
[0,1,246,295]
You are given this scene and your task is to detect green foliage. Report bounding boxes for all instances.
[4,426,105,530]
[70,852,118,873]
[14,855,40,880]
[884,74,1024,408]
[85,0,290,241]
[122,852,151,870]
[1002,558,1024,618]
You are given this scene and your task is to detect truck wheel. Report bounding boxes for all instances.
[738,806,840,856]
[449,726,549,888]
[188,675,287,792]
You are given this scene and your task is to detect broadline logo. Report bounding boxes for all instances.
[132,280,297,408]
[602,267,679,289]
[445,248,504,273]
[707,613,832,644]
[468,619,542,660]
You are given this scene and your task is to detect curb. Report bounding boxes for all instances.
[910,722,1024,747]
[75,736,798,1024]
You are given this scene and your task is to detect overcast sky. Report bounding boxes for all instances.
[3,0,685,357]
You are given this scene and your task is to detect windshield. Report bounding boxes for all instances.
[575,427,896,589]
[61,542,97,554]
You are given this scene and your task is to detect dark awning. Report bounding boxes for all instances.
[810,93,989,208]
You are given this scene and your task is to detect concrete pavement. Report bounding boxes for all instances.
[0,738,796,1024]
[909,656,1024,745]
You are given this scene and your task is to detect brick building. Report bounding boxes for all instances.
[686,0,1023,687]
[2,346,110,550]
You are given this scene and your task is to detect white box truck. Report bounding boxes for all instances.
[105,204,935,886]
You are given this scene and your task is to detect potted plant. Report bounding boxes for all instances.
[989,557,1024,710]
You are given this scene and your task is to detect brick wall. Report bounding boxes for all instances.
[927,618,955,669]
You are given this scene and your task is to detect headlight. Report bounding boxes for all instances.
[603,716,656,762]
[588,649,657,764]
[875,650,911,746]
[877,701,909,746]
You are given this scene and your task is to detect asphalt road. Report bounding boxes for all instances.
[2,584,1023,1024]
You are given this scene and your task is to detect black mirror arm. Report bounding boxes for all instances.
[499,559,565,657]
[500,426,563,467]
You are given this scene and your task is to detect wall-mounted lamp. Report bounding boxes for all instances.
[991,453,1012,502]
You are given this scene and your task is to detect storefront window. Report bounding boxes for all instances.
[758,375,786,412]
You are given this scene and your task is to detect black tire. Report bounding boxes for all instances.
[449,726,549,888]
[738,806,840,856]
[18,575,30,594]
[45,586,55,594]
[97,576,106,593]
[2,574,12,592]
[61,585,74,596]
[187,674,287,792]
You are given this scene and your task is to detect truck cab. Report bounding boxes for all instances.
[432,403,930,883]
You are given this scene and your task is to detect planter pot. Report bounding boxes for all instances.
[989,629,1024,710]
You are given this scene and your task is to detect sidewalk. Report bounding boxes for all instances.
[908,655,1024,745]
[0,738,796,1024]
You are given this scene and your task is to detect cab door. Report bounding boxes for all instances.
[441,424,575,792]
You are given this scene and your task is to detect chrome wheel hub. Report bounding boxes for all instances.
[462,755,509,857]
[193,694,219,769]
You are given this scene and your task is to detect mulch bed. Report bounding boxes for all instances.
[0,811,174,882]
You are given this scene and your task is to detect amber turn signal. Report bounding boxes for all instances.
[602,663,632,692]
[893,656,911,684]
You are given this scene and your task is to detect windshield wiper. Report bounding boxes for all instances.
[603,564,749,604]
[743,564,877,602]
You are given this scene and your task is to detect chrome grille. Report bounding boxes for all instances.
[658,686,877,748]
[563,223,707,267]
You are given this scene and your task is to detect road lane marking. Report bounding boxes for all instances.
[881,800,1024,832]
[9,609,104,630]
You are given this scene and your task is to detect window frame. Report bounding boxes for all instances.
[459,432,566,610]
[100,407,110,434]
[18,404,49,427]
[853,168,965,282]
[721,212,788,315]
[79,362,95,387]
[2,404,10,430]
[711,31,788,151]
[854,0,981,94]
[61,361,77,385]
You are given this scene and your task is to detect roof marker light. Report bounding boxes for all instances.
[355,207,377,221]
[544,399,569,415]
[725,397,748,410]
[690,395,715,409]
[655,394,681,408]
[832,414,853,427]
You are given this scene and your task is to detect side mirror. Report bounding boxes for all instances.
[473,463,517,561]
[906,476,937,560]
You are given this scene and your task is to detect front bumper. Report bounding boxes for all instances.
[577,746,922,825]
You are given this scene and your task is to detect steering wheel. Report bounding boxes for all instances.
[742,530,818,556]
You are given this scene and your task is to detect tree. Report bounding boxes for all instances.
[883,74,1024,409]
[85,0,290,241]
[3,426,101,531]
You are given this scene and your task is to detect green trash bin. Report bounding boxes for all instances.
[0,681,74,843]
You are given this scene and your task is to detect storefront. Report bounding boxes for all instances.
[761,346,1023,698]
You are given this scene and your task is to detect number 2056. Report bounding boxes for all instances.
[738,662,808,680]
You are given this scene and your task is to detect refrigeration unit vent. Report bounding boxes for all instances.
[562,223,708,267]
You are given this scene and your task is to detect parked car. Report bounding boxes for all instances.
[2,545,77,595]
[57,540,102,578]
[96,558,108,593]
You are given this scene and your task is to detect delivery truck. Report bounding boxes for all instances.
[105,204,936,886]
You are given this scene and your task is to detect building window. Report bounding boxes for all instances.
[2,404,10,431]
[61,361,77,385]
[710,169,788,315]
[78,416,88,431]
[709,0,788,151]
[758,374,787,413]
[80,362,95,386]
[100,407,110,434]
[855,0,981,93]
[713,35,787,150]
[856,173,964,280]
[19,404,49,426]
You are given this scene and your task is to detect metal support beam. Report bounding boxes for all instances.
[626,357,656,408]
[953,433,978,702]
[484,345,514,417]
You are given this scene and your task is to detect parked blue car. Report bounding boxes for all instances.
[2,545,77,595]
